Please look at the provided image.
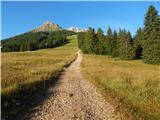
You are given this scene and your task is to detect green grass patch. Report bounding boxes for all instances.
[81,54,160,120]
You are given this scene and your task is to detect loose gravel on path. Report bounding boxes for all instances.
[24,51,118,120]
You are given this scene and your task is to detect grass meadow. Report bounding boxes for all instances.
[81,54,160,120]
[1,35,78,118]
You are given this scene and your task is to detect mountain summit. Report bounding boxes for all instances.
[33,21,62,32]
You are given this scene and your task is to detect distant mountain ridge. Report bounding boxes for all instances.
[33,21,62,32]
[2,21,87,40]
[32,21,87,33]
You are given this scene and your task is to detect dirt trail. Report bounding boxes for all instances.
[24,50,118,120]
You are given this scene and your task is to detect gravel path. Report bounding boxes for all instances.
[24,51,118,120]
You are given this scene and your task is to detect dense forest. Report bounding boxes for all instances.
[78,5,160,64]
[1,30,75,52]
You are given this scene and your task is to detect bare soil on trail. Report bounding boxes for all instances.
[24,51,118,120]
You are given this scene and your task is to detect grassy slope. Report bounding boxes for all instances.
[81,54,160,120]
[1,36,77,94]
[1,35,78,118]
[1,35,78,95]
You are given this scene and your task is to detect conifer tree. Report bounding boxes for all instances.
[143,5,160,64]
[84,27,97,54]
[96,28,105,54]
[105,27,113,55]
[91,28,98,54]
[77,32,85,49]
[118,30,135,60]
[112,30,119,57]
[134,28,143,59]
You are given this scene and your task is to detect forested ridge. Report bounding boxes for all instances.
[1,30,75,52]
[78,5,160,64]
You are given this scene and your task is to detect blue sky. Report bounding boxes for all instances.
[1,1,160,39]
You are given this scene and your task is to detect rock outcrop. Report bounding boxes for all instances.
[33,21,62,32]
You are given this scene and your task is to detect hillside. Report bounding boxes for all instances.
[1,29,75,52]
[1,35,78,119]
[1,21,76,52]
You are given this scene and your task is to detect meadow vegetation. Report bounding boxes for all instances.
[81,54,160,120]
[1,35,78,118]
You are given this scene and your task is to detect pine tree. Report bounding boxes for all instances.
[83,27,97,54]
[134,28,143,59]
[91,28,98,54]
[112,30,119,57]
[118,29,135,60]
[77,32,85,49]
[105,27,113,55]
[143,5,160,64]
[96,28,105,54]
[27,41,31,51]
[127,31,135,59]
[20,43,25,51]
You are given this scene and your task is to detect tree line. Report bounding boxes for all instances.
[1,30,75,52]
[78,5,160,64]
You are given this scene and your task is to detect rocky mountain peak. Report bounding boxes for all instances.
[33,21,62,32]
[43,21,56,26]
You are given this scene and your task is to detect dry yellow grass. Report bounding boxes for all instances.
[1,35,78,95]
[81,54,160,120]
